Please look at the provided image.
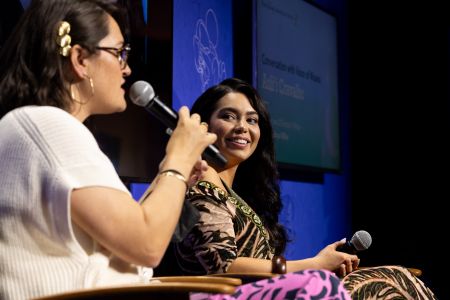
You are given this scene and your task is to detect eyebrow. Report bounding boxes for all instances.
[98,41,125,48]
[218,107,258,116]
[111,41,125,48]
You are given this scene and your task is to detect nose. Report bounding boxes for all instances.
[123,63,132,77]
[235,120,248,133]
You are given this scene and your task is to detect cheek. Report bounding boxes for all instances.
[211,128,227,141]
[252,129,261,145]
[209,121,227,139]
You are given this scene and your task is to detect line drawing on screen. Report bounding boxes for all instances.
[193,8,227,91]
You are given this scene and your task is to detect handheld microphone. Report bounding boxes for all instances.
[337,230,372,254]
[129,80,228,168]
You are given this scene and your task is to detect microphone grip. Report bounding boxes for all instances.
[145,97,227,168]
[336,241,356,254]
[147,96,178,129]
[202,144,228,168]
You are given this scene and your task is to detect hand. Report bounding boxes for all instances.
[313,240,359,277]
[187,158,209,187]
[162,106,216,177]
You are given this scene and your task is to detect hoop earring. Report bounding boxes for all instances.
[70,84,76,100]
[86,75,95,96]
[70,84,88,105]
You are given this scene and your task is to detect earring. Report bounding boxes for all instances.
[70,84,88,105]
[85,75,94,96]
[70,84,76,100]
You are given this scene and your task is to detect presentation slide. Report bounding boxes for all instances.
[256,0,340,171]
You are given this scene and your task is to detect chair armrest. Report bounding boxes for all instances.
[154,275,242,286]
[406,268,422,277]
[32,282,236,300]
[209,272,276,284]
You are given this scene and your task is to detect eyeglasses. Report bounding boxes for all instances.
[95,44,131,69]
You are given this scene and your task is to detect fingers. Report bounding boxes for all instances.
[342,255,359,276]
[177,106,190,119]
[353,258,360,270]
[191,113,201,122]
[178,107,209,134]
[200,122,209,132]
[192,158,208,174]
[334,238,347,248]
[339,264,346,278]
[178,107,202,124]
[345,258,353,273]
[187,159,209,187]
[165,106,216,176]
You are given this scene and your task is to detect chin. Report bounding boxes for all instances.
[117,104,127,112]
[114,100,127,113]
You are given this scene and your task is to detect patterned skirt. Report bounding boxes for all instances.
[342,265,436,299]
[191,269,351,300]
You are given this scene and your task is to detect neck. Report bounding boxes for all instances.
[202,163,238,190]
[218,164,238,187]
[71,107,89,122]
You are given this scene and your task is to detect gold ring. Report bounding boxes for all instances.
[200,122,208,128]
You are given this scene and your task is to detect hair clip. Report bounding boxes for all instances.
[56,21,72,57]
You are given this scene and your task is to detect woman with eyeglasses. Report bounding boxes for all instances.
[0,0,216,299]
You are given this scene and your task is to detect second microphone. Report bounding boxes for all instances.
[129,80,228,168]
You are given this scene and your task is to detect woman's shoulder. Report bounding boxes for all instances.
[2,105,100,162]
[14,105,79,125]
[188,180,237,218]
[190,180,229,204]
[14,105,93,140]
[2,106,82,133]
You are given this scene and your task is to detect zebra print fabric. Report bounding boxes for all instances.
[343,266,436,299]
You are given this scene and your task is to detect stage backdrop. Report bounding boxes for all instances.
[172,0,232,111]
[131,0,351,260]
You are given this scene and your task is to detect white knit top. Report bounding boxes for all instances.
[0,106,143,300]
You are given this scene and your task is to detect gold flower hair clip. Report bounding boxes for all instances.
[56,21,72,57]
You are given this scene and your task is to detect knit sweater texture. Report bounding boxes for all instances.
[0,106,141,299]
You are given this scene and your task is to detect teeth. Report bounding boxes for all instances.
[232,138,248,144]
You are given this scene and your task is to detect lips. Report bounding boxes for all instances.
[226,137,250,146]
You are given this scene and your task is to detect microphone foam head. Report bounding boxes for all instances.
[129,81,155,107]
[351,230,372,251]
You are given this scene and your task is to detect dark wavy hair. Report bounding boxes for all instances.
[0,0,128,118]
[191,78,288,255]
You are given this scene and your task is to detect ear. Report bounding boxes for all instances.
[68,44,90,81]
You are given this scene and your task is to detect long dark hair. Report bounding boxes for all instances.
[0,0,127,118]
[192,78,288,255]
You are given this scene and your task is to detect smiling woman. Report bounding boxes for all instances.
[206,91,261,167]
[171,77,437,299]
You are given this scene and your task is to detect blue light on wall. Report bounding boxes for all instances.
[19,0,30,9]
[172,0,233,110]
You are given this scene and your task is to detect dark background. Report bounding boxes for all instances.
[349,2,448,297]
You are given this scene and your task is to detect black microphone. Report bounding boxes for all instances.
[129,80,228,168]
[337,230,372,254]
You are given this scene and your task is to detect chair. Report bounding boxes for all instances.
[33,276,240,300]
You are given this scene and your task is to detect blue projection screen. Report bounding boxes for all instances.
[255,0,340,172]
